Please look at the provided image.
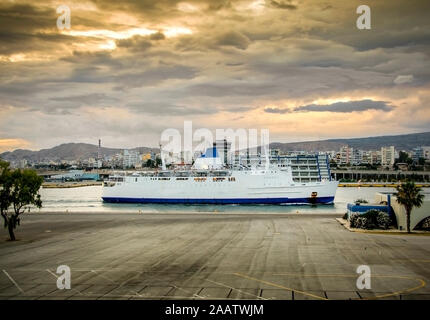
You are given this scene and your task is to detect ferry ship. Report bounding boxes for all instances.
[102,147,338,205]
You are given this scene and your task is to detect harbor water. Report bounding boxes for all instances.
[37,186,430,214]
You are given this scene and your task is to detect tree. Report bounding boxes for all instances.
[396,151,412,165]
[145,159,155,168]
[329,159,337,168]
[0,161,43,241]
[394,182,424,233]
[0,160,12,224]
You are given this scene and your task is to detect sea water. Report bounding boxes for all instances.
[36,186,430,214]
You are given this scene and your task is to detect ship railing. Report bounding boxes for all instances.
[107,176,124,182]
[108,169,237,178]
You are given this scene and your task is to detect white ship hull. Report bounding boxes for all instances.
[102,169,338,205]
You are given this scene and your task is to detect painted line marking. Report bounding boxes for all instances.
[2,270,24,293]
[46,268,85,297]
[204,278,267,300]
[89,270,203,299]
[232,272,327,300]
[360,276,426,300]
[90,270,144,298]
[393,259,430,263]
[171,285,206,299]
[126,271,207,299]
[169,284,206,299]
[271,272,427,300]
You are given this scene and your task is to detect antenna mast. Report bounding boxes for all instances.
[159,142,167,171]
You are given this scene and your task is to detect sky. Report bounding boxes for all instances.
[0,0,430,152]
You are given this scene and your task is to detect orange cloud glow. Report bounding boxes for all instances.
[0,139,32,153]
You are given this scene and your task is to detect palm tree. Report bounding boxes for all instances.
[394,182,424,233]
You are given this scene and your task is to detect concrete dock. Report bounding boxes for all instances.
[0,212,429,300]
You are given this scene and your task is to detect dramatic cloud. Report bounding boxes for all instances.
[269,1,297,10]
[394,75,414,85]
[265,100,395,114]
[0,138,31,153]
[0,0,429,151]
[215,31,251,50]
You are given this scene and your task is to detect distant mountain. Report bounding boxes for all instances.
[0,143,158,162]
[270,132,430,152]
[1,132,429,162]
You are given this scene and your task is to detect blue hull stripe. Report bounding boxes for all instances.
[102,196,335,205]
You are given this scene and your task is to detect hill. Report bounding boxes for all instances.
[1,132,429,162]
[0,143,158,162]
[270,132,430,152]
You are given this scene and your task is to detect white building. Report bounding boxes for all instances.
[370,150,381,165]
[123,150,141,168]
[381,146,395,167]
[338,146,353,165]
[18,159,28,168]
[361,151,372,164]
[351,149,363,165]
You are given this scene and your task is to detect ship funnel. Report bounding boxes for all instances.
[192,146,223,170]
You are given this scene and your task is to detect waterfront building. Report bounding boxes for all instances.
[87,157,97,168]
[339,146,353,165]
[123,149,141,168]
[361,151,372,164]
[381,146,395,167]
[18,159,28,168]
[351,149,363,166]
[370,150,381,165]
[330,147,384,166]
[412,146,430,162]
[49,170,100,181]
[327,150,337,161]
